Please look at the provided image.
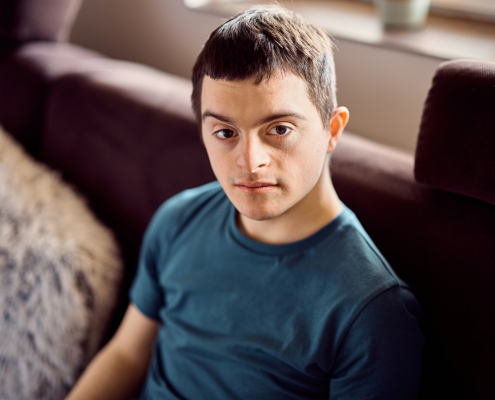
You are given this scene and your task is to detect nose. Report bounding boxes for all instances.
[237,135,270,173]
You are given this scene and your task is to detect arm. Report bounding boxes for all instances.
[65,304,160,400]
[329,286,424,400]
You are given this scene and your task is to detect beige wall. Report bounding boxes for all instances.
[70,0,442,153]
[70,0,222,78]
[334,40,441,152]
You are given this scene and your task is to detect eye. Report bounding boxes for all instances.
[214,129,236,140]
[269,125,292,136]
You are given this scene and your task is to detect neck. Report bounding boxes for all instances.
[237,167,343,245]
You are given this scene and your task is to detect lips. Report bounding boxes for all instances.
[236,181,276,188]
[235,181,278,193]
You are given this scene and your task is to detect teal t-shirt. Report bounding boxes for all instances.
[130,181,423,400]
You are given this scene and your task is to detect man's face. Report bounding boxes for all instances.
[201,72,335,222]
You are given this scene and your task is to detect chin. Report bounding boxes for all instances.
[237,204,286,222]
[225,186,292,222]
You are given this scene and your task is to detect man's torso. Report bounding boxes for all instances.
[130,182,420,400]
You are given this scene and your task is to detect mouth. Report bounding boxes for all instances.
[235,181,278,194]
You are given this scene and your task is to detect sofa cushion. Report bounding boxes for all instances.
[0,126,123,399]
[415,59,495,206]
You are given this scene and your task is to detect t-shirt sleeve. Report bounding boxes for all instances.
[329,285,424,400]
[128,207,168,322]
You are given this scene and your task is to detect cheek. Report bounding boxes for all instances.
[280,136,325,169]
[282,140,328,185]
[205,146,232,181]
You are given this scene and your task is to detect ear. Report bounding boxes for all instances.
[327,106,349,154]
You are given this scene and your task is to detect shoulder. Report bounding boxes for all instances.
[316,207,418,334]
[143,181,226,246]
[324,206,404,294]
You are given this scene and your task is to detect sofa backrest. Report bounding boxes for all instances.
[0,0,91,157]
[0,0,81,55]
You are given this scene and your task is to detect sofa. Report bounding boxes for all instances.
[1,0,494,399]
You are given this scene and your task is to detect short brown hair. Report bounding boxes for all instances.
[191,5,337,127]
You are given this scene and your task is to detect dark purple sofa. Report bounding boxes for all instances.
[1,0,494,399]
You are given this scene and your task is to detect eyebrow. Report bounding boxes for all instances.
[256,112,307,125]
[202,110,307,127]
[202,111,235,125]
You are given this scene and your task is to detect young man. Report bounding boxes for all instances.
[67,5,423,400]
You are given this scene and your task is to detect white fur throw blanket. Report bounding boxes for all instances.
[0,126,123,399]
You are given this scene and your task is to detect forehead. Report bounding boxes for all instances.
[201,72,313,112]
